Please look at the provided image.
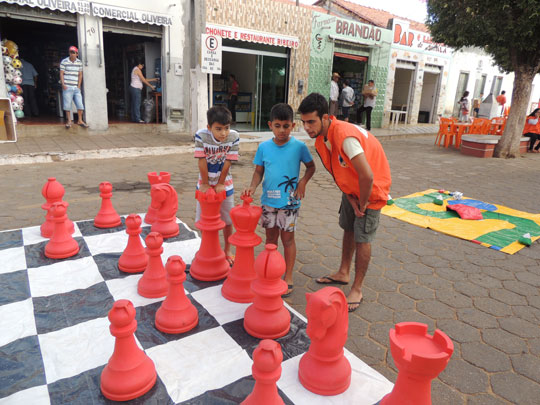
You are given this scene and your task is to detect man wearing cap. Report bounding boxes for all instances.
[60,46,88,128]
[329,72,340,117]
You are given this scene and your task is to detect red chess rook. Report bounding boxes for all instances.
[222,195,262,303]
[45,202,80,259]
[94,182,122,228]
[380,322,453,405]
[298,287,351,396]
[150,183,179,239]
[101,300,157,401]
[190,188,230,281]
[244,244,290,339]
[40,177,74,238]
[118,214,147,273]
[145,171,171,225]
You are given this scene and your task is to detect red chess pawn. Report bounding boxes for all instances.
[380,322,454,405]
[101,300,157,401]
[45,202,80,259]
[244,244,290,339]
[242,340,285,405]
[40,177,74,237]
[94,182,122,228]
[190,188,230,281]
[155,255,199,334]
[137,232,168,298]
[150,183,179,239]
[298,287,351,396]
[118,214,147,273]
[145,171,171,225]
[222,195,262,303]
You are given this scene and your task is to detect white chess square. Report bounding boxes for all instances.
[27,256,104,297]
[0,298,37,347]
[147,326,252,403]
[0,385,50,405]
[0,246,26,275]
[105,274,166,307]
[38,316,115,384]
[190,285,250,325]
[21,223,82,246]
[84,231,130,256]
[161,238,200,266]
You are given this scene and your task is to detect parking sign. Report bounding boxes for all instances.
[201,34,222,74]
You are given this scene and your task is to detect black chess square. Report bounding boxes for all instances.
[140,223,197,242]
[77,218,126,237]
[93,252,135,281]
[33,282,115,334]
[0,269,31,306]
[0,229,23,250]
[24,237,91,269]
[183,272,224,294]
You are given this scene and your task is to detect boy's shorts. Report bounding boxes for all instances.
[338,193,380,243]
[195,194,234,225]
[260,205,299,232]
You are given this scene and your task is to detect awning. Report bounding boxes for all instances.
[0,0,90,15]
[334,52,368,62]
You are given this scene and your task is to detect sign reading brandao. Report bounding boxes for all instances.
[201,34,222,74]
[335,18,382,42]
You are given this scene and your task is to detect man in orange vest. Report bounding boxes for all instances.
[298,93,392,312]
[496,91,506,116]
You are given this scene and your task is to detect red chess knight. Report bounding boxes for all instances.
[222,195,262,303]
[145,171,171,225]
[40,177,74,237]
[150,183,179,239]
[298,287,351,396]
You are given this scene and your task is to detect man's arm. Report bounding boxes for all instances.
[198,158,210,193]
[349,153,374,216]
[59,70,66,90]
[295,160,315,199]
[78,70,83,88]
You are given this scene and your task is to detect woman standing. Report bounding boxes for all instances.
[129,60,157,123]
[228,74,239,124]
[458,91,470,122]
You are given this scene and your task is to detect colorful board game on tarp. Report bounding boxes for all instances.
[382,189,540,254]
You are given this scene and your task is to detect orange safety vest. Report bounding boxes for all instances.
[522,116,540,135]
[496,94,506,106]
[315,117,392,210]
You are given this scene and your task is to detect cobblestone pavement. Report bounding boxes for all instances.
[2,136,540,404]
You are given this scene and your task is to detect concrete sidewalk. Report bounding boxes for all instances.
[0,123,438,165]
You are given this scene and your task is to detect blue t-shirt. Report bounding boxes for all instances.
[254,137,313,209]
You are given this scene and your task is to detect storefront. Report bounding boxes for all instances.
[383,19,452,125]
[204,0,312,132]
[308,11,392,128]
[0,0,196,133]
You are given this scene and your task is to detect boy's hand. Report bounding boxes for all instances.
[346,194,365,217]
[294,179,307,200]
[199,183,210,193]
[242,187,255,198]
[214,184,226,194]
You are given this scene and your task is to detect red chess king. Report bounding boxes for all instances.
[155,255,199,334]
[40,177,74,238]
[190,188,230,281]
[94,182,122,228]
[242,339,285,405]
[100,300,157,401]
[145,171,171,225]
[243,244,290,339]
[44,201,80,259]
[222,195,262,303]
[380,322,454,405]
[118,214,148,273]
[298,287,351,396]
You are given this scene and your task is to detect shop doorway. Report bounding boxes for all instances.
[0,17,77,123]
[332,53,367,123]
[453,71,469,117]
[418,71,441,123]
[392,64,416,124]
[103,32,161,123]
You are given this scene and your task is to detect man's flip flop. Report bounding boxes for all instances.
[348,300,362,313]
[65,123,71,129]
[315,275,348,285]
[282,284,294,298]
[78,123,89,128]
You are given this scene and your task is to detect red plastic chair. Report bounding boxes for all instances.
[489,117,507,135]
[469,118,491,134]
[435,118,455,147]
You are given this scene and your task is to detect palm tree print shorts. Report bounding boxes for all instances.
[260,205,299,232]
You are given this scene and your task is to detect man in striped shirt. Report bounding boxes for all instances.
[194,105,240,265]
[60,46,88,129]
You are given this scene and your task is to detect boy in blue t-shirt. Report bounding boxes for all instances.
[243,103,315,297]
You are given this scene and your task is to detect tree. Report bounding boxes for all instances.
[426,0,540,158]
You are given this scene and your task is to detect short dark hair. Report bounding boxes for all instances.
[368,80,374,84]
[270,103,294,122]
[501,90,506,94]
[298,93,328,119]
[207,105,232,126]
[343,80,350,86]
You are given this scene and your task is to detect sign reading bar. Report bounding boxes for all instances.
[91,3,172,26]
[392,20,451,56]
[0,0,90,14]
[206,23,299,49]
[201,34,222,74]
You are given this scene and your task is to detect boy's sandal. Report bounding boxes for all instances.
[282,284,294,298]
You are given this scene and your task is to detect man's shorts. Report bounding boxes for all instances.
[260,205,299,232]
[62,86,85,111]
[195,194,234,225]
[338,193,380,243]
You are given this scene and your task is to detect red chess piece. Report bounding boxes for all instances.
[242,339,285,405]
[380,322,454,405]
[155,255,199,334]
[222,195,262,303]
[100,300,157,401]
[190,188,230,281]
[150,183,179,239]
[244,244,290,339]
[94,182,122,228]
[45,202,80,259]
[137,232,168,298]
[118,214,147,273]
[40,177,74,237]
[298,287,351,396]
[145,171,171,225]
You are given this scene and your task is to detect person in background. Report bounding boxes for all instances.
[458,91,470,122]
[357,80,378,130]
[472,93,483,117]
[329,72,340,117]
[129,60,157,123]
[496,90,507,116]
[522,108,540,153]
[340,80,355,122]
[228,74,239,125]
[59,46,88,128]
[20,58,39,117]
